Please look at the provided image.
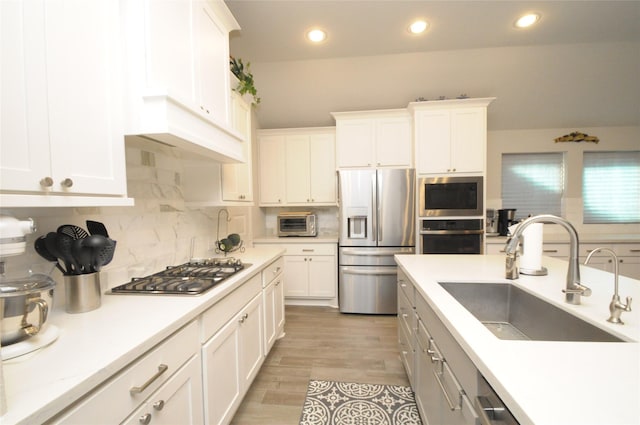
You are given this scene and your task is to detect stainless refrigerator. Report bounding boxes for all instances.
[338,168,415,314]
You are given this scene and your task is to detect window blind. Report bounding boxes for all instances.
[583,151,640,224]
[501,153,564,219]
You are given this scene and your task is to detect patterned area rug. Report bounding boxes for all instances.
[299,380,422,425]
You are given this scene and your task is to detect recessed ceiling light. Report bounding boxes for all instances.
[408,20,428,34]
[515,13,540,28]
[306,29,327,43]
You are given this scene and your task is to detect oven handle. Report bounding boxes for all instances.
[341,266,398,276]
[420,230,484,235]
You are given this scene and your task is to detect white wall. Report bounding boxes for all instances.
[2,138,254,311]
[487,125,640,235]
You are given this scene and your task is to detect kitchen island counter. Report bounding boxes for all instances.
[395,254,639,425]
[1,247,284,425]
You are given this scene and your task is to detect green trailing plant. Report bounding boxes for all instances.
[230,56,260,105]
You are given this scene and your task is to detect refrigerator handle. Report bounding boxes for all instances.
[371,172,377,243]
[377,172,383,242]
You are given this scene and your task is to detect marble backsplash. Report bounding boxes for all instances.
[1,139,253,308]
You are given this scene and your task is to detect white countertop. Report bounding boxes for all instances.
[486,233,640,244]
[1,247,284,425]
[395,254,640,425]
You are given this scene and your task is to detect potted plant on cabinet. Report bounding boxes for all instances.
[230,56,260,105]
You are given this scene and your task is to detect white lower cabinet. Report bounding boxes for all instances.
[262,257,285,353]
[201,273,264,425]
[51,321,201,424]
[254,242,337,305]
[122,354,203,425]
[398,271,479,425]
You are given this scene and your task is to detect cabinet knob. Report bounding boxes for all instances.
[60,178,73,188]
[40,177,54,188]
[153,400,165,411]
[139,413,152,425]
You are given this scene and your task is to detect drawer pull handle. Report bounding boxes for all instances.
[139,413,152,425]
[153,400,165,411]
[433,369,462,411]
[239,313,249,323]
[130,364,169,394]
[630,249,640,253]
[302,249,315,252]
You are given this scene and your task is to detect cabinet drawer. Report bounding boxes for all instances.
[398,270,415,305]
[281,243,337,256]
[613,243,640,257]
[201,272,261,341]
[415,294,477,398]
[542,243,569,257]
[262,257,284,287]
[398,290,414,339]
[53,321,199,424]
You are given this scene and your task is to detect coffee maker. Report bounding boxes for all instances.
[497,208,517,236]
[486,209,498,234]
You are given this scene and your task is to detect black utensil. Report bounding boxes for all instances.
[72,238,93,274]
[81,235,109,272]
[56,233,80,275]
[93,239,116,272]
[86,220,109,238]
[34,236,66,274]
[57,224,89,240]
[45,232,69,275]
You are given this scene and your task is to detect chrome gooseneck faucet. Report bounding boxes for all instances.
[585,247,632,324]
[505,214,591,305]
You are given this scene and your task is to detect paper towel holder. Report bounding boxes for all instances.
[520,265,548,276]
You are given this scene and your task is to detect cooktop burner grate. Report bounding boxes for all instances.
[110,258,249,295]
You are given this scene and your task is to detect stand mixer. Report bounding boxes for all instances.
[0,214,59,363]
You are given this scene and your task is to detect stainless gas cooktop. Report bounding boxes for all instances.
[110,257,249,295]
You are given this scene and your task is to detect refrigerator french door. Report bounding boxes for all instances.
[338,168,415,314]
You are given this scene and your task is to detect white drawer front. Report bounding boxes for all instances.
[200,272,262,342]
[261,257,284,287]
[53,321,199,424]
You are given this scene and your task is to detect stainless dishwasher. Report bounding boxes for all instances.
[475,376,519,425]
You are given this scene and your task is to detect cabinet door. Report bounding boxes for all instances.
[415,110,451,174]
[309,133,337,203]
[258,135,286,204]
[122,355,203,425]
[274,276,285,337]
[202,315,241,425]
[46,0,126,196]
[1,0,51,192]
[450,108,485,174]
[376,116,412,167]
[145,0,193,104]
[285,135,312,203]
[1,0,127,196]
[283,256,310,297]
[336,119,375,167]
[222,92,253,202]
[308,255,337,298]
[194,0,229,124]
[239,294,264,388]
[263,279,277,352]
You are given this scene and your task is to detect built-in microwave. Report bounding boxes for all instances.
[277,212,317,237]
[419,176,483,217]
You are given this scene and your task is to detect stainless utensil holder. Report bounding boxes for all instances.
[64,273,101,313]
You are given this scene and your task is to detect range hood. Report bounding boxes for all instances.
[125,90,244,164]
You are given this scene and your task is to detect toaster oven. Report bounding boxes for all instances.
[277,212,317,237]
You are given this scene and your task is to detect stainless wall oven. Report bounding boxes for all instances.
[419,176,483,217]
[420,219,484,254]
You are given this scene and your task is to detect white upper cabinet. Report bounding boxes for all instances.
[258,128,336,206]
[121,0,243,163]
[222,91,253,202]
[0,0,130,207]
[410,98,494,175]
[332,109,412,168]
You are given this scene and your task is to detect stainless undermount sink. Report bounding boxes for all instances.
[438,281,626,342]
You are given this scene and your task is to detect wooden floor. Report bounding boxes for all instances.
[230,305,410,425]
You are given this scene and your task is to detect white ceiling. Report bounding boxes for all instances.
[224,1,640,130]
